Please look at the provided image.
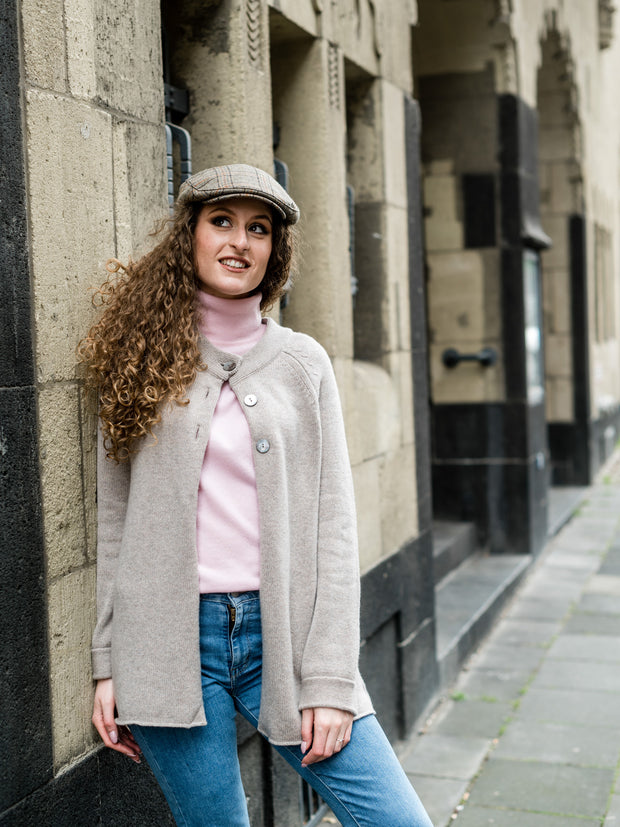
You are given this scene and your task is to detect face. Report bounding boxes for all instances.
[193,198,273,300]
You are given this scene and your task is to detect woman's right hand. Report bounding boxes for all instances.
[92,678,141,763]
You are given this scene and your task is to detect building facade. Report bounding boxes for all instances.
[1,0,618,823]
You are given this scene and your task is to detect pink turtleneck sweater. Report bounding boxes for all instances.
[195,290,265,593]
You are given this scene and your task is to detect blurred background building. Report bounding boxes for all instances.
[1,0,619,823]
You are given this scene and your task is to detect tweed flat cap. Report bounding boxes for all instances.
[178,163,300,224]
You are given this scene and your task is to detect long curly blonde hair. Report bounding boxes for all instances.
[78,200,295,462]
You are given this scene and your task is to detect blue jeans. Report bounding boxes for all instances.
[132,592,432,827]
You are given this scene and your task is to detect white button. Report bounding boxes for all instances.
[256,439,270,454]
[244,394,258,407]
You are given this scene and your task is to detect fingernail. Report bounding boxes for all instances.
[301,741,307,754]
[110,730,118,744]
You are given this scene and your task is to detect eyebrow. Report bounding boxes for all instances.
[205,204,273,224]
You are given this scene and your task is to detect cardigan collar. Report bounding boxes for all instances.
[198,318,292,383]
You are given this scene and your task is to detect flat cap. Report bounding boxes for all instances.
[178,163,300,225]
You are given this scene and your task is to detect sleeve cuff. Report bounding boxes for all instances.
[298,675,357,714]
[91,647,112,681]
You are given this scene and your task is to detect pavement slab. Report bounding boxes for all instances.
[547,634,620,662]
[563,612,620,635]
[485,619,562,648]
[401,733,492,780]
[453,805,601,826]
[516,686,620,728]
[433,698,513,739]
[405,775,467,827]
[453,668,530,702]
[585,574,620,595]
[533,657,620,692]
[578,593,620,615]
[466,759,614,819]
[606,794,620,825]
[504,595,575,622]
[491,718,620,767]
[467,643,544,674]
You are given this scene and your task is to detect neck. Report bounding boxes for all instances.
[196,290,264,355]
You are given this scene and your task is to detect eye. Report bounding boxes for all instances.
[211,215,232,228]
[249,222,270,235]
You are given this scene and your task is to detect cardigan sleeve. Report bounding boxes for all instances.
[91,426,131,680]
[297,346,361,714]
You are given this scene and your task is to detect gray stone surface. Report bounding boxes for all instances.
[468,643,544,674]
[485,619,561,648]
[517,687,620,728]
[404,775,467,827]
[433,698,513,738]
[605,794,620,825]
[504,595,575,621]
[467,760,613,818]
[401,733,491,780]
[533,657,620,692]
[492,718,620,766]
[455,805,600,826]
[563,612,620,635]
[578,593,620,615]
[548,634,620,662]
[454,668,529,701]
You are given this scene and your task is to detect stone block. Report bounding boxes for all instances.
[382,349,415,447]
[381,80,407,209]
[270,0,318,40]
[26,90,115,383]
[21,0,67,91]
[545,376,574,423]
[545,333,572,378]
[112,119,168,261]
[423,174,460,223]
[539,125,575,162]
[38,384,89,580]
[542,266,571,334]
[384,206,411,350]
[540,214,569,269]
[378,443,418,555]
[48,565,97,770]
[94,0,163,122]
[346,79,383,203]
[352,458,383,572]
[65,0,97,99]
[349,359,401,463]
[401,733,491,780]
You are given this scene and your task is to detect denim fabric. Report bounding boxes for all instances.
[131,592,432,827]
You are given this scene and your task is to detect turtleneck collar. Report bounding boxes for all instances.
[195,290,265,356]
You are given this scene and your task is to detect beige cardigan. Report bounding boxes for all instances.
[91,319,373,744]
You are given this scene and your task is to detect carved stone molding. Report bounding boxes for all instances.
[247,0,261,65]
[599,0,616,49]
[328,42,340,109]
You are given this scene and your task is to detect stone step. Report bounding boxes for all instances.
[432,520,478,583]
[435,552,531,689]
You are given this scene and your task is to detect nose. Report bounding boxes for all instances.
[230,225,250,251]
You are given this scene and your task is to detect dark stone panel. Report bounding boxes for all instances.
[0,388,52,811]
[359,616,401,743]
[400,619,439,735]
[360,533,435,643]
[353,201,386,362]
[271,749,301,827]
[432,402,533,460]
[432,458,547,556]
[500,247,528,400]
[462,173,496,248]
[239,733,269,826]
[405,94,434,534]
[418,68,497,172]
[0,0,35,389]
[590,406,620,476]
[0,748,173,826]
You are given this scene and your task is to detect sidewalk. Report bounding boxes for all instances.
[400,452,620,826]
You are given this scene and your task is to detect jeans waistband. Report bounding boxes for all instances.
[199,590,260,606]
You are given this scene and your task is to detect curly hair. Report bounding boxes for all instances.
[78,200,295,463]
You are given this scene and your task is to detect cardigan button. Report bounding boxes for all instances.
[244,394,258,407]
[256,439,270,454]
[221,360,236,371]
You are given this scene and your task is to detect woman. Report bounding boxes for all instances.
[82,164,432,827]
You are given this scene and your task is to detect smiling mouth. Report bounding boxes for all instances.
[220,258,249,270]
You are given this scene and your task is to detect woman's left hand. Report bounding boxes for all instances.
[300,707,353,766]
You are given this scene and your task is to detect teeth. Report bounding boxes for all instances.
[220,258,247,269]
